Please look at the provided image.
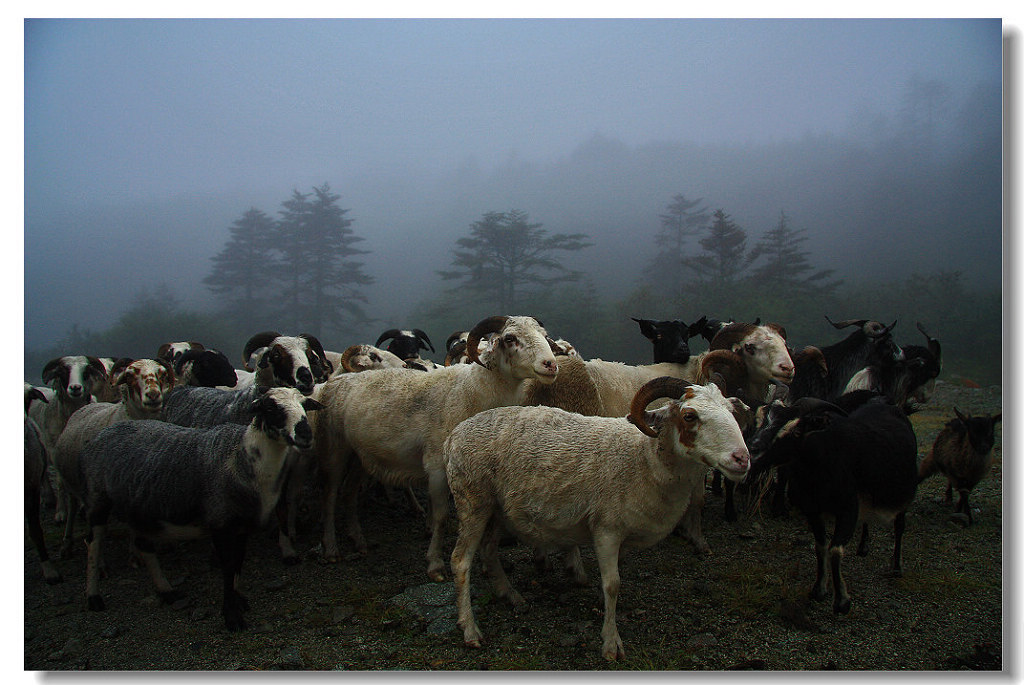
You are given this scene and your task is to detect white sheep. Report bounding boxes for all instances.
[309,315,559,575]
[79,386,323,631]
[53,358,176,558]
[444,377,750,660]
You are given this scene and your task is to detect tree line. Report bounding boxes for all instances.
[27,182,1001,388]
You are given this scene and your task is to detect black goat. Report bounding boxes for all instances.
[847,322,942,414]
[631,315,708,364]
[918,407,1001,525]
[747,390,918,614]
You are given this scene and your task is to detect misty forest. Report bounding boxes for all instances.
[25,74,1000,385]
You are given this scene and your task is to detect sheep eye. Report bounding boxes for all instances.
[503,334,517,346]
[744,343,757,355]
[683,410,698,423]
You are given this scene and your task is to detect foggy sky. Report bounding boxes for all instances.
[22,18,1005,352]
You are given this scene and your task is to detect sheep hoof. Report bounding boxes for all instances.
[950,513,970,526]
[834,598,851,614]
[224,615,248,632]
[87,595,105,611]
[602,639,625,661]
[428,570,446,583]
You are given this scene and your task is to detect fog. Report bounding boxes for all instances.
[23,18,1004,353]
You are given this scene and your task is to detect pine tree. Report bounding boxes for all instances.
[687,208,747,287]
[438,209,592,313]
[202,207,280,330]
[645,194,710,303]
[275,183,374,337]
[746,211,841,298]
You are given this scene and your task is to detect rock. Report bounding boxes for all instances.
[277,646,305,669]
[686,632,718,649]
[426,616,458,634]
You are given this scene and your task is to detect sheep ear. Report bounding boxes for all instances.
[302,398,325,412]
[632,317,657,340]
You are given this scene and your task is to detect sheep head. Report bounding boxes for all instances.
[465,315,558,384]
[709,322,795,387]
[247,333,323,396]
[632,316,701,364]
[116,358,176,413]
[375,328,435,360]
[627,377,750,480]
[340,344,406,373]
[42,355,108,400]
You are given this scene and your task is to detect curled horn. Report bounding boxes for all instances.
[466,316,509,368]
[340,344,368,373]
[110,357,136,384]
[709,322,757,351]
[86,356,108,380]
[412,329,435,353]
[764,322,787,341]
[299,333,331,373]
[917,322,942,360]
[700,349,745,396]
[157,343,173,361]
[445,330,467,353]
[445,339,469,366]
[627,376,695,438]
[374,329,403,348]
[243,331,280,371]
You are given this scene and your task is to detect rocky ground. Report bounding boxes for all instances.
[24,381,1003,672]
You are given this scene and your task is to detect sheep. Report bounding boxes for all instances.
[24,385,62,585]
[745,390,918,614]
[172,348,238,388]
[29,355,109,521]
[78,386,324,631]
[241,331,333,393]
[375,328,435,362]
[631,315,709,363]
[444,377,751,660]
[337,344,408,373]
[53,358,176,558]
[309,314,559,575]
[91,357,134,402]
[918,407,1001,525]
[157,341,205,368]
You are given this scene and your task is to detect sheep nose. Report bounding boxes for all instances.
[293,420,313,448]
[731,449,751,471]
[145,389,161,402]
[67,384,84,397]
[542,359,557,372]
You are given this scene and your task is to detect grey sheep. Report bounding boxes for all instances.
[79,386,324,631]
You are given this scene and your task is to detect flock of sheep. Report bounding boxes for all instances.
[23,314,1001,661]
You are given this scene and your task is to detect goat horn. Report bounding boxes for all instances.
[445,330,467,352]
[243,331,281,369]
[627,376,695,438]
[824,315,867,330]
[445,339,468,366]
[917,322,942,360]
[466,316,509,368]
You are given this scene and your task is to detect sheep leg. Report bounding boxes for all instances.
[451,500,491,648]
[956,489,973,525]
[425,466,450,581]
[890,511,906,576]
[808,514,829,601]
[771,466,790,517]
[320,450,364,562]
[723,477,737,522]
[133,536,182,605]
[711,470,723,496]
[213,530,249,631]
[674,479,710,555]
[856,523,869,556]
[84,515,108,610]
[564,545,589,586]
[829,513,857,614]
[277,453,308,564]
[481,521,523,607]
[405,486,426,516]
[593,531,625,661]
[59,498,78,560]
[25,485,62,585]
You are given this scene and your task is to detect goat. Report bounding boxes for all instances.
[746,390,918,614]
[53,358,176,558]
[309,315,559,576]
[844,322,942,413]
[444,377,750,660]
[631,315,709,363]
[24,385,62,584]
[79,387,323,631]
[918,407,1001,525]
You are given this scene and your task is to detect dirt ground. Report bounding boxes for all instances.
[23,380,1004,672]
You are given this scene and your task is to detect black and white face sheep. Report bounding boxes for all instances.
[846,322,943,414]
[243,331,333,394]
[173,348,238,388]
[53,358,177,558]
[24,385,62,585]
[79,386,323,631]
[746,390,918,614]
[375,327,435,360]
[157,341,205,369]
[444,377,750,660]
[918,407,1000,525]
[309,314,559,574]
